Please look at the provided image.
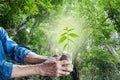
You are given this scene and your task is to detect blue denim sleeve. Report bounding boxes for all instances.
[0,27,31,79]
[0,60,13,80]
[0,27,31,63]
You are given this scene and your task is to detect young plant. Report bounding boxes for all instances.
[58,27,79,59]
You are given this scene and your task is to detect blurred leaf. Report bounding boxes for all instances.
[63,43,68,49]
[60,32,67,36]
[69,33,79,38]
[68,39,74,43]
[58,36,67,43]
[68,28,74,32]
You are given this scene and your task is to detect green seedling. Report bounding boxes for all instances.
[58,27,79,60]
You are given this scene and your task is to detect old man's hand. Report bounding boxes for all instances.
[36,59,73,77]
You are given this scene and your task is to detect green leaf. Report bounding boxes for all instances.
[60,32,67,36]
[58,36,67,43]
[69,33,79,38]
[63,43,68,49]
[68,28,74,32]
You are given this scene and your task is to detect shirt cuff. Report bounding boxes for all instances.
[22,49,32,64]
[14,46,32,64]
[0,60,13,80]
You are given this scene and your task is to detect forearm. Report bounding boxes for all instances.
[11,64,40,78]
[24,52,48,64]
[11,59,73,78]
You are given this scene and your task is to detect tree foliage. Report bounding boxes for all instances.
[0,0,120,80]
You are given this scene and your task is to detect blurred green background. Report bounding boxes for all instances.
[0,0,120,80]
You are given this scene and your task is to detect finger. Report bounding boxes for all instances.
[52,55,61,61]
[53,54,59,57]
[61,66,73,72]
[58,70,70,76]
[67,64,74,69]
[60,60,72,65]
[54,56,61,61]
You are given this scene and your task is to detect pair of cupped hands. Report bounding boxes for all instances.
[36,54,73,77]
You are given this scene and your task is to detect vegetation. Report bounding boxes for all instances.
[0,0,120,80]
[58,27,79,51]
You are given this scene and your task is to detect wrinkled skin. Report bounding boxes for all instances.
[37,59,73,77]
